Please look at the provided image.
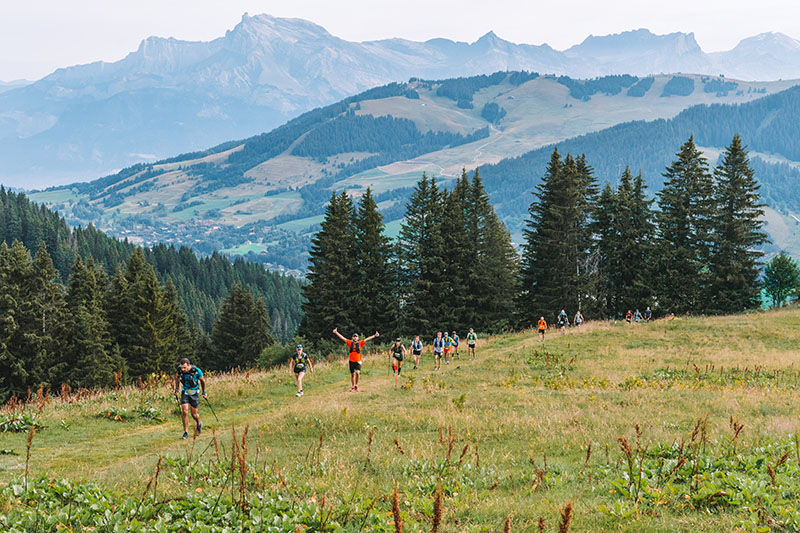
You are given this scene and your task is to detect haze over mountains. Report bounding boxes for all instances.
[2,13,800,188]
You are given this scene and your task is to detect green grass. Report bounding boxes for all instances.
[220,243,269,255]
[3,308,800,530]
[276,214,325,233]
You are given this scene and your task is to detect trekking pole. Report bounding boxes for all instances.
[204,396,220,423]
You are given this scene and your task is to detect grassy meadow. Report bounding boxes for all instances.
[2,309,800,531]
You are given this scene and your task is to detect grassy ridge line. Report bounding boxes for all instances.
[2,310,800,530]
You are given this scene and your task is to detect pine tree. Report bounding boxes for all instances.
[353,188,398,334]
[763,253,800,307]
[440,173,472,331]
[0,242,30,401]
[300,192,359,341]
[29,242,68,390]
[212,284,274,369]
[518,149,593,325]
[707,135,768,313]
[655,136,715,314]
[398,174,447,335]
[593,183,618,317]
[66,256,120,389]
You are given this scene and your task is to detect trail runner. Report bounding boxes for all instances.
[467,328,477,359]
[411,335,423,369]
[443,332,453,364]
[289,344,313,397]
[452,331,460,360]
[432,332,444,370]
[625,309,633,325]
[574,310,584,329]
[557,309,569,333]
[645,306,652,322]
[537,317,547,341]
[333,328,379,392]
[389,338,407,387]
[174,358,206,440]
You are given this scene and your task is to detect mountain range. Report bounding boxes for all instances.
[3,13,800,188]
[27,71,800,271]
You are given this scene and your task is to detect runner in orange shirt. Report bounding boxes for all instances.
[333,328,379,392]
[537,317,547,342]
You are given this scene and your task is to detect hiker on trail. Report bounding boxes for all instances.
[443,332,454,364]
[625,310,633,325]
[289,344,313,397]
[537,317,547,341]
[645,306,652,322]
[467,328,478,359]
[634,309,643,323]
[557,309,569,333]
[333,328,379,392]
[411,335,423,369]
[452,331,460,360]
[432,332,444,370]
[574,310,584,329]
[389,338,407,387]
[174,358,206,440]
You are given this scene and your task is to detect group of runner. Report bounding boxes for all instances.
[624,306,653,324]
[326,327,480,391]
[172,327,481,438]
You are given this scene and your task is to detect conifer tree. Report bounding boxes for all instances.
[707,135,768,313]
[353,188,398,334]
[0,242,32,401]
[763,253,800,307]
[655,136,715,314]
[440,174,472,331]
[519,149,594,325]
[300,192,358,341]
[398,174,447,335]
[593,183,618,317]
[212,284,275,369]
[29,242,68,389]
[66,256,120,389]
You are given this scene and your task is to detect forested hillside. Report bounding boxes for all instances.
[479,85,800,234]
[30,71,790,271]
[0,188,303,338]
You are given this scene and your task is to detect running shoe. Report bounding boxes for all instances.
[196,421,202,434]
[181,432,188,440]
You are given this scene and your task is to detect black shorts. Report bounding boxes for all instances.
[434,350,443,358]
[181,391,200,408]
[392,353,404,362]
[538,328,546,334]
[294,367,305,374]
[349,361,362,373]
[468,343,475,348]
[412,350,421,356]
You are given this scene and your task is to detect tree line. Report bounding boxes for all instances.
[300,134,769,344]
[0,243,276,403]
[0,187,303,340]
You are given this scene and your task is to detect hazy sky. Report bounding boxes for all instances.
[2,0,799,81]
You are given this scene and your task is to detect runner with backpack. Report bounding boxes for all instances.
[333,328,380,392]
[289,344,313,397]
[174,358,206,440]
[389,338,407,387]
[432,332,444,370]
[411,335,423,369]
[467,328,478,359]
[452,331,460,360]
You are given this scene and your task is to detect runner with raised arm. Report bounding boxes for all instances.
[333,328,379,392]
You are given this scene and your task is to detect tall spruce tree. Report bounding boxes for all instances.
[398,174,447,335]
[440,173,472,331]
[353,188,398,334]
[66,256,120,389]
[593,183,618,317]
[29,242,68,390]
[707,135,768,313]
[300,192,358,341]
[211,283,275,369]
[0,242,33,401]
[655,136,715,314]
[518,149,595,325]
